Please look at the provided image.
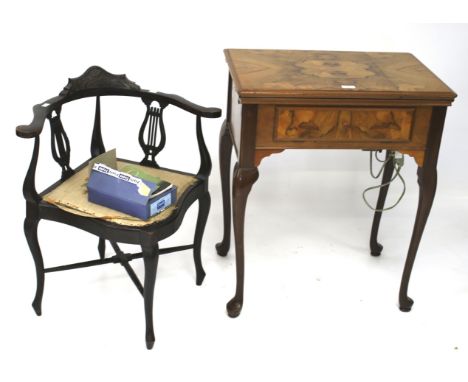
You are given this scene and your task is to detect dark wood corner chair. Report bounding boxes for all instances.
[17,66,221,349]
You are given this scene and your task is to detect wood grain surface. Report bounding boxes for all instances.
[225,49,456,104]
[275,107,414,142]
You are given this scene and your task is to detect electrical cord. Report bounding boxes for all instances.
[362,151,406,212]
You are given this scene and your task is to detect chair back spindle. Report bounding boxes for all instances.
[90,96,106,157]
[196,115,211,180]
[23,137,40,203]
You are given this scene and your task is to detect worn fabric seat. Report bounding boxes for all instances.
[43,160,199,227]
[17,66,221,349]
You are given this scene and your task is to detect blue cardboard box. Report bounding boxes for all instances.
[87,163,176,220]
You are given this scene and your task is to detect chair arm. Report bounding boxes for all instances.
[16,96,62,138]
[156,92,222,118]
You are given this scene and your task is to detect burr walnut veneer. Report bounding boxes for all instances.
[216,49,456,318]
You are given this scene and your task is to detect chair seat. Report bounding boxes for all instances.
[42,160,199,227]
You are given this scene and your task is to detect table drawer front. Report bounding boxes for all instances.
[274,107,414,142]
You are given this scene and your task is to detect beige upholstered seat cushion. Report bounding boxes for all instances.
[43,161,198,227]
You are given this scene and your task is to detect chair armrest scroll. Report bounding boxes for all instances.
[16,96,61,138]
[156,92,222,118]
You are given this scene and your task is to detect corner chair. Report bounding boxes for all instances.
[17,66,221,349]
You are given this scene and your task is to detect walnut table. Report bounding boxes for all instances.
[216,49,456,318]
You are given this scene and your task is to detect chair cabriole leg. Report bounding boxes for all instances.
[142,244,159,350]
[193,192,210,285]
[24,212,44,316]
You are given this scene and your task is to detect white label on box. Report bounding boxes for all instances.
[92,163,151,196]
[150,192,172,216]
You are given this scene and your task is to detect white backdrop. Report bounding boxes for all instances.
[1,2,468,381]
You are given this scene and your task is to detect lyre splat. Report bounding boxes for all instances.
[49,108,74,180]
[139,103,166,168]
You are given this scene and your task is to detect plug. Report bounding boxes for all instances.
[394,152,404,167]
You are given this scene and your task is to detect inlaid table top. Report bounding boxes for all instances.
[225,49,456,104]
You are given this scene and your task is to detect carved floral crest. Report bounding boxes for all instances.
[60,66,141,96]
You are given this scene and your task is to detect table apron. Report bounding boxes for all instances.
[256,104,432,149]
